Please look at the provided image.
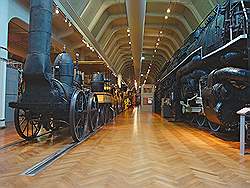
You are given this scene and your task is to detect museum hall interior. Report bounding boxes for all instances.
[0,0,249,187]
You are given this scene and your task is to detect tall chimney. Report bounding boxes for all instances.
[21,0,54,104]
[23,0,53,81]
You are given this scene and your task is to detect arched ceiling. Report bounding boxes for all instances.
[56,0,225,85]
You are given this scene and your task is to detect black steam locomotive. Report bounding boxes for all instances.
[9,0,103,142]
[155,0,250,132]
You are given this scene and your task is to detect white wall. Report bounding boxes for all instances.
[0,0,29,127]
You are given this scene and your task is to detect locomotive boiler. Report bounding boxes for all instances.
[9,0,100,142]
[155,0,250,132]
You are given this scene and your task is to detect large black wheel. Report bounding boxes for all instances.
[107,104,114,123]
[14,108,42,140]
[88,93,99,132]
[70,90,88,142]
[195,115,207,127]
[183,114,195,124]
[208,121,221,132]
[109,105,115,122]
[98,104,106,126]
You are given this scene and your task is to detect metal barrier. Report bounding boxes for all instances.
[0,47,8,128]
[237,107,250,155]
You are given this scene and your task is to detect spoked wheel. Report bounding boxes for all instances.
[98,104,106,126]
[14,108,42,140]
[70,90,88,142]
[208,121,221,132]
[88,93,100,132]
[184,114,195,124]
[195,115,207,127]
[109,105,115,122]
[104,105,110,124]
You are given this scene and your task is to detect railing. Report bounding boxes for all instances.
[0,46,8,62]
[1,46,24,71]
[241,1,249,35]
[228,0,249,40]
[7,59,24,71]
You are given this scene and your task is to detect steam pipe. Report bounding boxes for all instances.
[126,0,146,82]
[209,67,250,86]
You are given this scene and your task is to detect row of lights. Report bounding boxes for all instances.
[55,6,72,27]
[81,38,95,52]
[142,6,171,86]
[127,28,134,61]
[56,5,96,54]
[55,4,118,78]
[127,28,137,90]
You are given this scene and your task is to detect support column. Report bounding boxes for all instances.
[0,0,9,128]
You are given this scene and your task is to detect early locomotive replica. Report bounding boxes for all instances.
[155,0,250,133]
[9,0,109,142]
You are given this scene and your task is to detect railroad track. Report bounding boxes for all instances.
[0,130,53,152]
[21,125,105,176]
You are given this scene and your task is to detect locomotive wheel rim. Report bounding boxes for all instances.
[87,94,99,132]
[98,105,105,126]
[14,108,42,140]
[195,115,207,127]
[104,105,109,124]
[70,90,88,142]
[208,121,221,132]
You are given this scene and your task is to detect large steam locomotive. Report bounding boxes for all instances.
[155,0,250,132]
[9,0,106,142]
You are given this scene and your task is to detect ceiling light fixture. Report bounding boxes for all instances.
[82,38,86,44]
[159,31,163,34]
[167,8,171,13]
[64,17,68,23]
[127,28,130,33]
[164,15,169,19]
[55,6,60,14]
[157,38,160,42]
[68,22,72,27]
[129,41,131,45]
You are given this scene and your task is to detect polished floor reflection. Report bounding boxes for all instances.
[0,108,250,188]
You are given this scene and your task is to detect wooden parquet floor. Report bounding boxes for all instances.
[0,108,250,188]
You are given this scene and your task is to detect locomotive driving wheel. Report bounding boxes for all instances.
[98,104,106,126]
[14,108,42,140]
[107,104,114,123]
[88,93,100,132]
[195,115,207,127]
[208,121,221,132]
[70,90,88,142]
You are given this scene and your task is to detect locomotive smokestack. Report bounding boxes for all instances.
[24,0,53,81]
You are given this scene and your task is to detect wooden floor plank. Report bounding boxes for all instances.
[0,108,250,188]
